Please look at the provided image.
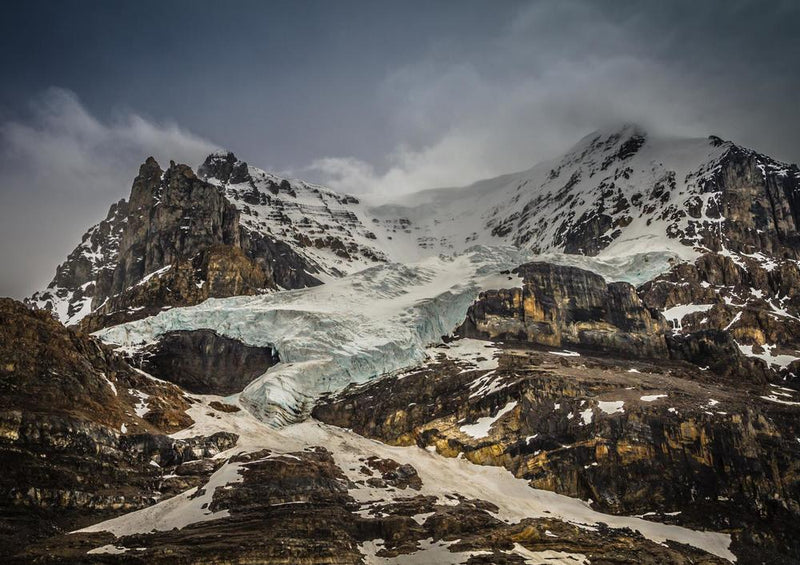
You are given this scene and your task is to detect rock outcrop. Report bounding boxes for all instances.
[0,298,236,552]
[79,244,271,332]
[640,252,800,380]
[687,144,800,259]
[27,200,128,325]
[28,157,324,331]
[109,158,243,297]
[314,339,800,563]
[23,441,728,564]
[459,262,669,358]
[134,329,279,395]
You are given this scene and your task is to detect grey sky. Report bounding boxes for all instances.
[1,0,798,298]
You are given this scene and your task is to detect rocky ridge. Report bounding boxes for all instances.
[314,338,800,563]
[29,156,332,328]
[640,252,800,381]
[369,126,800,265]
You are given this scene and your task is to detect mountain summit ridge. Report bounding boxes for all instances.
[28,125,800,327]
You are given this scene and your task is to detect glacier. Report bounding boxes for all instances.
[97,246,679,426]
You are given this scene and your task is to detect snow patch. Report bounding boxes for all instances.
[736,342,800,369]
[597,401,625,415]
[661,304,714,332]
[460,401,518,439]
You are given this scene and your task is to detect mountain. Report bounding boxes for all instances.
[7,125,800,563]
[369,125,800,262]
[29,126,800,330]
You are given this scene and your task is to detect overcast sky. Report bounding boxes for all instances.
[1,0,798,298]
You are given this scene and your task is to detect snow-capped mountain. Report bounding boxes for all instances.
[9,125,800,563]
[29,124,794,427]
[369,125,800,262]
[28,125,800,329]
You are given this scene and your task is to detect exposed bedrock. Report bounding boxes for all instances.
[458,262,669,358]
[459,261,773,384]
[110,158,242,298]
[314,343,800,563]
[134,329,279,395]
[666,330,769,383]
[0,298,238,552]
[79,244,271,333]
[639,253,800,349]
[113,157,322,299]
[695,145,800,259]
[24,445,727,564]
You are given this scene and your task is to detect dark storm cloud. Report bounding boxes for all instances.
[0,0,798,297]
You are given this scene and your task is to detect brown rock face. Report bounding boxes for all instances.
[314,340,800,563]
[692,145,800,258]
[0,298,243,554]
[79,244,271,332]
[460,262,669,358]
[30,157,323,331]
[110,159,243,299]
[639,252,800,382]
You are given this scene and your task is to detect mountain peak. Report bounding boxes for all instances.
[198,150,250,184]
[139,156,163,176]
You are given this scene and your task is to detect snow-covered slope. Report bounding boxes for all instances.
[75,395,735,562]
[28,200,128,325]
[198,151,388,281]
[367,125,797,263]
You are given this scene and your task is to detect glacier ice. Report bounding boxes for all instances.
[97,246,680,426]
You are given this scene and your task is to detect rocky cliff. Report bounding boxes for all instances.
[29,156,327,330]
[640,252,800,381]
[28,200,128,326]
[459,262,669,358]
[460,260,776,384]
[314,338,800,563]
[78,244,271,332]
[0,298,245,553]
[135,329,279,395]
[688,142,800,258]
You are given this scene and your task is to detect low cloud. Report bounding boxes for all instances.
[306,1,799,197]
[0,88,218,298]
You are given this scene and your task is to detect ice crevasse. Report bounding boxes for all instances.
[97,246,678,426]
